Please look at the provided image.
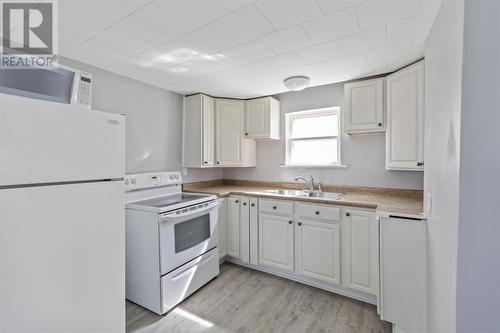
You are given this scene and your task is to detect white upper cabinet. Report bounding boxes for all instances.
[386,61,425,171]
[183,94,256,168]
[345,78,385,134]
[215,99,256,167]
[183,94,215,168]
[245,97,280,140]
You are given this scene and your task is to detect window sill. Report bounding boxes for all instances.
[279,164,349,169]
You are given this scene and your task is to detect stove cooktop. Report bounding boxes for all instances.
[126,192,216,213]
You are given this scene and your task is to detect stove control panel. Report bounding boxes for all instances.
[124,171,182,191]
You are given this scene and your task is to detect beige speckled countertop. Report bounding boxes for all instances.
[183,180,424,218]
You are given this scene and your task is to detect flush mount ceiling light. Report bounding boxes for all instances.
[284,76,310,91]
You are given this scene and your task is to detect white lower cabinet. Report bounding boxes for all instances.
[226,196,241,259]
[258,213,294,272]
[223,197,379,305]
[341,208,379,296]
[295,218,341,285]
[218,198,227,258]
[226,195,256,264]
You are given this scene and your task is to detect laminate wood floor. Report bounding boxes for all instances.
[127,263,392,333]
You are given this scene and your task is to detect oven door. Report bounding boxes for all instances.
[158,200,218,275]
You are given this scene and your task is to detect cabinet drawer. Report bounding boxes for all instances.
[295,203,340,222]
[259,199,293,216]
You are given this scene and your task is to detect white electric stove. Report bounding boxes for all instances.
[124,171,219,315]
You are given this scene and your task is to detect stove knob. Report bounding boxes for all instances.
[131,178,136,184]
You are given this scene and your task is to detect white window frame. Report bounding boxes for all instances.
[285,107,342,167]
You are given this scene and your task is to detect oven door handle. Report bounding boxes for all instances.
[160,201,218,221]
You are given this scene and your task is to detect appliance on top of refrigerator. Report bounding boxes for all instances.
[0,92,126,332]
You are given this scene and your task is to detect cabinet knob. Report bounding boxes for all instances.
[298,222,302,226]
[378,123,383,127]
[251,203,255,207]
[417,161,424,166]
[203,161,208,164]
[216,161,220,165]
[315,211,320,215]
[346,212,350,217]
[288,220,292,224]
[273,205,277,210]
[243,202,247,206]
[245,132,248,136]
[235,200,239,203]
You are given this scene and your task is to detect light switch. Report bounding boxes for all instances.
[425,192,432,216]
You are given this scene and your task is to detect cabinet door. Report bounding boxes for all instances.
[245,98,269,138]
[295,219,340,285]
[215,99,244,166]
[386,60,424,170]
[249,197,259,265]
[218,198,227,258]
[226,197,241,259]
[239,197,250,263]
[258,214,294,272]
[345,78,385,134]
[342,209,378,295]
[201,95,215,166]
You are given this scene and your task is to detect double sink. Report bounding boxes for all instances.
[262,189,343,200]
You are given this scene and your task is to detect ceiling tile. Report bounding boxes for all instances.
[336,26,386,55]
[302,8,360,44]
[317,0,365,15]
[238,62,275,79]
[261,52,305,72]
[387,16,418,44]
[349,62,387,78]
[210,5,275,45]
[261,26,313,55]
[59,0,152,52]
[221,40,276,66]
[219,0,255,12]
[176,24,239,55]
[291,62,332,77]
[181,58,232,75]
[310,71,352,86]
[366,39,413,64]
[355,0,420,30]
[326,53,367,72]
[255,0,323,29]
[296,41,342,63]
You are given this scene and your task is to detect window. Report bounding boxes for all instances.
[285,107,341,166]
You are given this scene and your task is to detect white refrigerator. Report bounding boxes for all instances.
[0,93,126,332]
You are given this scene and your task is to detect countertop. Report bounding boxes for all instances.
[183,181,424,218]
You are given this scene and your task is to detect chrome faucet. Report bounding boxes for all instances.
[294,175,316,192]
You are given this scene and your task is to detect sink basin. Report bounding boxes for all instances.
[263,189,308,196]
[263,189,343,200]
[306,191,344,200]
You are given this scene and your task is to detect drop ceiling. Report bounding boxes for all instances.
[60,0,440,98]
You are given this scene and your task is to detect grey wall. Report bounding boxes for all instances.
[224,83,424,190]
[424,0,464,331]
[456,0,500,331]
[60,57,222,183]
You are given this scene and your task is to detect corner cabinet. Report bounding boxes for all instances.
[245,97,280,140]
[215,99,256,167]
[345,78,385,134]
[386,61,425,171]
[182,94,256,168]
